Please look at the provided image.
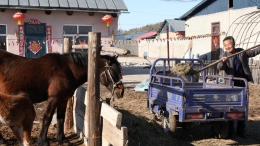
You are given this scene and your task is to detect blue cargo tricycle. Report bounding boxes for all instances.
[147,58,248,138]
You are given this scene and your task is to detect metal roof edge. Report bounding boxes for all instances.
[157,19,167,33]
[157,19,184,33]
[178,0,216,20]
[0,6,129,13]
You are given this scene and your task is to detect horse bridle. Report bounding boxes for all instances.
[100,63,122,95]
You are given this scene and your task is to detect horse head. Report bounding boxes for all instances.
[100,54,124,99]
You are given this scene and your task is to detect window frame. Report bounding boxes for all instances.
[63,24,92,45]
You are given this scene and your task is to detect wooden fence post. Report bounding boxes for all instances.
[64,37,74,133]
[64,37,72,53]
[87,32,101,146]
[64,98,73,133]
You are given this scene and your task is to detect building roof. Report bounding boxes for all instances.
[117,31,125,40]
[123,32,146,40]
[134,31,157,40]
[177,0,214,20]
[0,0,128,13]
[178,0,260,20]
[158,19,185,33]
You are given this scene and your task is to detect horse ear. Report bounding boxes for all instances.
[112,52,119,59]
[114,55,118,59]
[100,58,108,67]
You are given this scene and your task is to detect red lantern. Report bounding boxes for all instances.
[13,12,25,25]
[102,14,113,27]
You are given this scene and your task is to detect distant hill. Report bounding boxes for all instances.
[120,22,163,35]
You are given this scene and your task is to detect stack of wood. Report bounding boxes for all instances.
[72,45,131,56]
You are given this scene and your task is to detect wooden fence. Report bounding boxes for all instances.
[73,86,128,146]
[65,33,129,146]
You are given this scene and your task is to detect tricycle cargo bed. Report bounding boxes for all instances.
[149,82,247,121]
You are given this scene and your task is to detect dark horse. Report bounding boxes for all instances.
[0,49,124,145]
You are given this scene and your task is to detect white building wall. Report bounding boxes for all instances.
[184,7,260,60]
[116,39,194,59]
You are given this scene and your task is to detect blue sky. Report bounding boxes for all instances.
[118,0,202,30]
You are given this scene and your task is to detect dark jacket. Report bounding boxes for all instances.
[217,47,260,83]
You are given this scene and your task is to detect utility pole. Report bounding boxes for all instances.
[166,26,170,71]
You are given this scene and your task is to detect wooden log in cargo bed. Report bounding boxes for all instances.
[72,45,131,55]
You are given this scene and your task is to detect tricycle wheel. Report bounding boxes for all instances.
[211,121,229,139]
[161,115,177,133]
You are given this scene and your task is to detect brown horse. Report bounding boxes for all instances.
[0,49,124,146]
[0,93,36,146]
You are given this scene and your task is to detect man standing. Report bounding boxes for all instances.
[217,36,260,138]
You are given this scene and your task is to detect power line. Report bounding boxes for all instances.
[130,10,179,16]
[160,0,202,2]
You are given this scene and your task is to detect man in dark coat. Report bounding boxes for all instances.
[217,36,260,138]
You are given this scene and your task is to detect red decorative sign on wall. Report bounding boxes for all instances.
[28,41,42,54]
[18,25,24,56]
[29,19,40,24]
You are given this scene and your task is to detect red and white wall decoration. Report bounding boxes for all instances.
[46,25,52,53]
[18,25,24,56]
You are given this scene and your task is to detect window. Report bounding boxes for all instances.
[63,25,92,45]
[229,0,233,9]
[0,25,6,50]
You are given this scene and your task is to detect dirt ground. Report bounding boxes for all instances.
[106,83,260,146]
[0,83,260,146]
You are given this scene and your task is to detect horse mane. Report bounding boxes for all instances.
[65,52,88,67]
[64,52,121,74]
